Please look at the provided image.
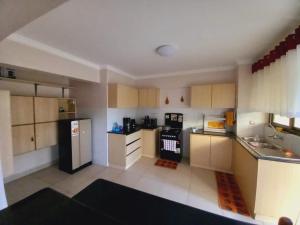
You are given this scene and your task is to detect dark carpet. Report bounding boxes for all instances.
[0,179,255,225]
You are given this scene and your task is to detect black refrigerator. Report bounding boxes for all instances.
[58,118,92,174]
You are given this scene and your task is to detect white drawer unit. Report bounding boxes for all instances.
[126,130,142,145]
[126,147,142,169]
[108,130,142,169]
[126,139,142,155]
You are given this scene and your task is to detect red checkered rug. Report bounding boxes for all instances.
[155,159,178,169]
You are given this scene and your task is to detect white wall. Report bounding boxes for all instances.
[0,38,100,82]
[0,162,7,210]
[70,70,108,166]
[106,69,137,131]
[0,81,67,182]
[235,64,268,136]
[135,69,236,88]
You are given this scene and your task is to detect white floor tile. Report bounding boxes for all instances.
[4,158,269,225]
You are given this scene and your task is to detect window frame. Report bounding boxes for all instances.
[270,114,300,135]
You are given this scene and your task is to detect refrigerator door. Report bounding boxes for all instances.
[79,119,92,165]
[71,120,80,170]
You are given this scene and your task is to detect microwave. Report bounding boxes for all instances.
[204,115,226,133]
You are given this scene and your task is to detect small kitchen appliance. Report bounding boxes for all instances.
[204,115,226,133]
[123,117,131,133]
[160,113,183,162]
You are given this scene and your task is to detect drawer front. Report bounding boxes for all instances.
[126,130,142,145]
[126,147,142,168]
[126,139,142,155]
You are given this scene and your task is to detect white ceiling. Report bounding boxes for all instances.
[15,0,300,77]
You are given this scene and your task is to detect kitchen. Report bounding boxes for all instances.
[1,1,300,225]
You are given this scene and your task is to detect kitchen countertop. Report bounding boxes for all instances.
[190,129,235,138]
[107,126,159,136]
[235,136,300,164]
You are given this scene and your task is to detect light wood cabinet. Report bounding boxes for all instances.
[34,97,59,123]
[108,130,142,169]
[12,125,35,155]
[108,83,138,108]
[190,134,211,168]
[232,140,258,216]
[142,129,159,158]
[11,96,34,125]
[190,134,232,172]
[210,136,232,171]
[35,122,58,149]
[211,83,236,108]
[190,83,235,108]
[190,85,212,108]
[0,91,14,177]
[139,88,160,108]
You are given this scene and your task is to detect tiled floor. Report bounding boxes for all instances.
[5,157,273,225]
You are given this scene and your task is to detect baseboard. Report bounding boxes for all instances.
[190,164,233,174]
[4,160,58,183]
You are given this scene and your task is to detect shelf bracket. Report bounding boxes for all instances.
[34,83,38,97]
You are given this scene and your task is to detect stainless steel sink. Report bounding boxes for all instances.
[248,141,278,150]
[240,136,300,161]
[242,136,265,143]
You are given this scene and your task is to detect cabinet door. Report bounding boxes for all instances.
[11,96,34,125]
[211,83,236,108]
[35,122,57,149]
[142,129,157,158]
[190,134,211,167]
[138,89,148,107]
[210,136,232,171]
[190,85,212,108]
[129,87,138,108]
[148,88,159,108]
[12,125,35,155]
[34,97,59,122]
[79,119,92,165]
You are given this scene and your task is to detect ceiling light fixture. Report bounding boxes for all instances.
[156,44,177,57]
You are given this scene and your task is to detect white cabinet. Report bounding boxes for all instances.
[108,130,142,169]
[190,134,232,172]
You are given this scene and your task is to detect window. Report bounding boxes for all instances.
[273,114,290,127]
[271,114,300,134]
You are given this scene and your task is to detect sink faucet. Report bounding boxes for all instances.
[268,123,284,140]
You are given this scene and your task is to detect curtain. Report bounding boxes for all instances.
[250,46,300,117]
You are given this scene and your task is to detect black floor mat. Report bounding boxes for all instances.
[0,188,121,225]
[73,179,254,225]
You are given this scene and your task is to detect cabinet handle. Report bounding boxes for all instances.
[31,137,34,142]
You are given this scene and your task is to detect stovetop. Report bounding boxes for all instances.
[161,128,182,135]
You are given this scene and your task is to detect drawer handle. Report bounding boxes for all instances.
[31,137,35,142]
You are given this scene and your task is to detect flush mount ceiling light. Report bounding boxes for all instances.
[156,44,177,57]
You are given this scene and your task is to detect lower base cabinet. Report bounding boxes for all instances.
[190,134,232,173]
[142,129,158,158]
[35,122,58,149]
[232,140,258,216]
[12,125,35,155]
[108,130,142,169]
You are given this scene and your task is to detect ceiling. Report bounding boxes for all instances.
[14,0,300,77]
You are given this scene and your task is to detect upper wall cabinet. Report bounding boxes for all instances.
[211,83,236,108]
[11,96,34,125]
[139,88,160,108]
[190,85,212,108]
[190,83,236,109]
[34,97,59,123]
[108,83,139,108]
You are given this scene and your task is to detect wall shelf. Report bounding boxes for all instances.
[0,77,73,89]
